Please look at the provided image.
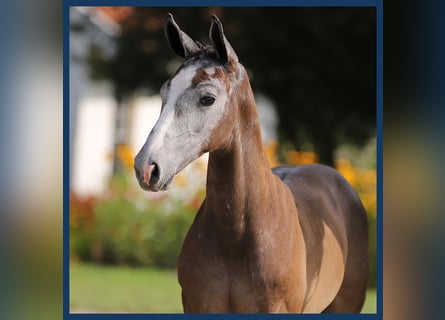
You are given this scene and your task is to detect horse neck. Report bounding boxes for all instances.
[205,73,274,241]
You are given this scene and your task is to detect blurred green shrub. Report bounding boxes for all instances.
[70,193,96,262]
[70,171,198,269]
[91,196,194,268]
[71,194,195,268]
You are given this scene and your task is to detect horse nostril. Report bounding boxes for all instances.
[142,161,160,186]
[150,162,160,185]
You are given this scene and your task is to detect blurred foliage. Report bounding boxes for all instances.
[71,187,196,268]
[71,137,376,286]
[89,7,376,165]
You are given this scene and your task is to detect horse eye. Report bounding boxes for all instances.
[199,96,216,107]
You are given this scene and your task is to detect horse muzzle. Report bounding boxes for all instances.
[134,157,174,192]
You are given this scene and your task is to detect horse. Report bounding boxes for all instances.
[134,14,369,313]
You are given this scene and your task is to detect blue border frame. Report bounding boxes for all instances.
[376,1,383,317]
[63,1,70,319]
[63,1,383,319]
[68,0,379,7]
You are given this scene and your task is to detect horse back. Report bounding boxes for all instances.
[272,163,367,249]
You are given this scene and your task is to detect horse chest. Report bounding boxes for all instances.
[178,241,243,311]
[178,231,293,313]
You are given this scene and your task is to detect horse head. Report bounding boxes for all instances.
[134,14,244,191]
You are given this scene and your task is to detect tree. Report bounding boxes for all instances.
[227,8,376,165]
[89,7,375,167]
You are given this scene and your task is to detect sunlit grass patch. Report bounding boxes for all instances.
[70,262,182,313]
[362,288,377,314]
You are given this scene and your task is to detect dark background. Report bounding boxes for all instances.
[87,7,375,166]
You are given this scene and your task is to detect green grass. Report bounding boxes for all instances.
[70,262,182,313]
[362,288,377,314]
[70,262,376,313]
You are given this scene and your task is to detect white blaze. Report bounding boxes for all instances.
[148,65,199,153]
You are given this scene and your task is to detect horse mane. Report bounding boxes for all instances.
[195,40,216,53]
[181,40,223,67]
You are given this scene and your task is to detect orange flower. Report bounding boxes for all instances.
[117,144,135,171]
[285,150,318,165]
[336,158,358,186]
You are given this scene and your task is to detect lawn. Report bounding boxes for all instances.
[70,262,182,313]
[70,262,377,313]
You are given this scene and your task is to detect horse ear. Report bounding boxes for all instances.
[165,13,200,59]
[209,15,238,65]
